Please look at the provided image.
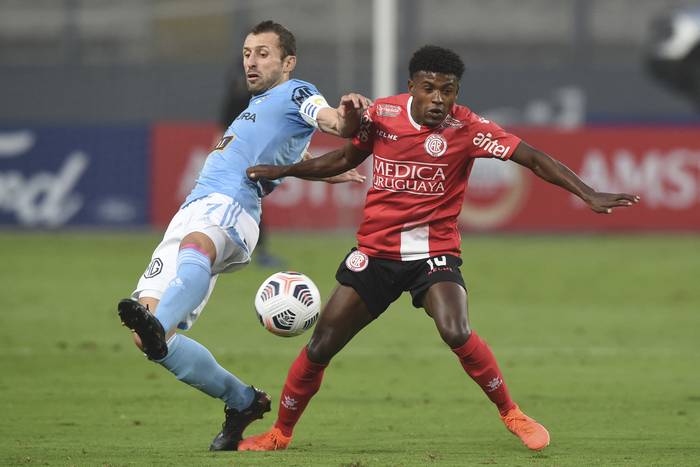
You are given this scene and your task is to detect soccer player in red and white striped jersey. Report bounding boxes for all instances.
[241,45,639,452]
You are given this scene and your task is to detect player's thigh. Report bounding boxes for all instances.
[407,254,470,348]
[307,284,375,364]
[132,207,218,330]
[423,281,471,348]
[335,248,402,318]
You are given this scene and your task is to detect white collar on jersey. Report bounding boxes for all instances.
[406,96,422,131]
[406,95,453,130]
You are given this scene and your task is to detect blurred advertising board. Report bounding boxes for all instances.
[471,128,700,231]
[150,124,369,229]
[150,123,219,227]
[0,127,148,227]
[152,124,700,231]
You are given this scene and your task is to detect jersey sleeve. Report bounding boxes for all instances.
[289,82,329,128]
[468,115,521,160]
[351,104,377,152]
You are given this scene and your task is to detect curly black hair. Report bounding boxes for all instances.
[409,45,465,80]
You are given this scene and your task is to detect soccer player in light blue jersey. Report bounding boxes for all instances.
[117,20,370,451]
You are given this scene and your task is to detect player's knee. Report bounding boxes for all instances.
[439,324,471,349]
[306,331,339,364]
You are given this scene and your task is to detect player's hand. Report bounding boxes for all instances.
[334,93,372,138]
[584,192,640,214]
[247,165,284,181]
[322,168,366,184]
[337,93,372,116]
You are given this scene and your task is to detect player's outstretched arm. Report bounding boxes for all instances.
[301,151,366,184]
[316,93,372,138]
[510,141,640,214]
[247,141,371,182]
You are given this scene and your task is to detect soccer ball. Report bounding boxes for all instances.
[254,271,321,337]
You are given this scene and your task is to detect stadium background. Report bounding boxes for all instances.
[1,1,699,466]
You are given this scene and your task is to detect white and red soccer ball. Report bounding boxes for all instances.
[254,271,321,337]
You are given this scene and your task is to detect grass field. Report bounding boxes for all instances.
[1,232,699,466]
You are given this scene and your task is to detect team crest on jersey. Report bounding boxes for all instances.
[424,133,448,158]
[291,86,314,107]
[346,250,369,272]
[376,104,402,117]
[144,258,163,278]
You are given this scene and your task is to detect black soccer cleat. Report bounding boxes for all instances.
[209,387,272,451]
[117,298,168,360]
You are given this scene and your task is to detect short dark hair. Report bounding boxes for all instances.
[409,45,465,80]
[249,20,296,58]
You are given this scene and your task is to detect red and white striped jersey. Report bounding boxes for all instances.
[352,93,521,261]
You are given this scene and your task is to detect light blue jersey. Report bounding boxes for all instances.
[184,78,326,223]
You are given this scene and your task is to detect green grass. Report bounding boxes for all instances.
[1,232,699,466]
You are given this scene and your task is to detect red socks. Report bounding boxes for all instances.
[452,331,515,415]
[274,347,327,437]
[273,334,512,436]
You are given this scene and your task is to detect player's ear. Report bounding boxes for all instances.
[283,55,296,73]
[408,79,415,95]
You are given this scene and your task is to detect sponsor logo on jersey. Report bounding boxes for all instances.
[376,129,398,141]
[376,104,402,117]
[291,85,315,107]
[345,250,369,272]
[144,258,163,278]
[424,133,448,158]
[235,112,256,122]
[439,115,464,129]
[373,155,447,196]
[214,135,235,150]
[472,132,512,159]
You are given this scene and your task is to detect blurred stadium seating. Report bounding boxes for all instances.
[1,0,699,230]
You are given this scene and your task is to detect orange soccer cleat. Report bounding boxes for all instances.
[500,405,550,451]
[238,427,292,451]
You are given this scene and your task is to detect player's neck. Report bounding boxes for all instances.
[408,100,442,129]
[409,107,421,126]
[255,74,291,96]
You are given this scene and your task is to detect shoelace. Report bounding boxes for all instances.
[266,430,286,448]
[222,409,239,431]
[505,414,536,434]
